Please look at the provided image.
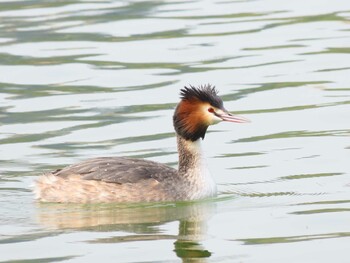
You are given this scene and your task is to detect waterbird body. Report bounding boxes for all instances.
[35,85,248,203]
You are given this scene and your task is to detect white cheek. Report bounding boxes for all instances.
[211,114,222,125]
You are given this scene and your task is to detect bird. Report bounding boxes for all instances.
[35,85,248,203]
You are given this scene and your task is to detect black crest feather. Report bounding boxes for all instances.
[180,84,223,108]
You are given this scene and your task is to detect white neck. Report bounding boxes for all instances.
[177,135,217,199]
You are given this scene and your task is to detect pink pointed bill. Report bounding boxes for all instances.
[219,113,250,123]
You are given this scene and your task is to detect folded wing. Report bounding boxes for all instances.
[51,157,177,184]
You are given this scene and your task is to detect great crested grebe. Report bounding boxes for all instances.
[35,85,248,203]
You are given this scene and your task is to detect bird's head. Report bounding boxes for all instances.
[173,85,248,141]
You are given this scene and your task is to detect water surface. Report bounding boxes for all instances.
[0,0,350,262]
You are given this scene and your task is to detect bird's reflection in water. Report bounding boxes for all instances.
[174,220,212,263]
[36,200,216,262]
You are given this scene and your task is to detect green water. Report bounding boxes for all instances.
[0,0,350,262]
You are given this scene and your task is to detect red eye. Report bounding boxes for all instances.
[208,108,214,113]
